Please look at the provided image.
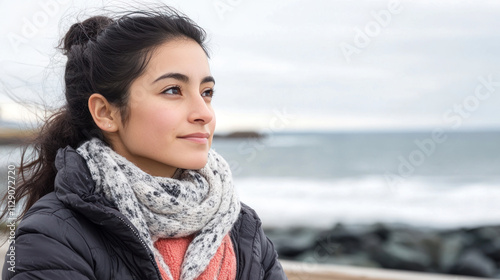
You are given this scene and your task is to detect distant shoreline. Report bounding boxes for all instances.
[0,129,267,145]
[213,130,264,139]
[0,128,35,145]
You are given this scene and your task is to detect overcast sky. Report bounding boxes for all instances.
[1,0,500,132]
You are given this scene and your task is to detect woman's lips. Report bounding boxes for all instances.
[178,132,210,144]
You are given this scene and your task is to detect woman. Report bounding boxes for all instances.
[1,7,287,280]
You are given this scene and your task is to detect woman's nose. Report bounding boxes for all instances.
[187,93,214,124]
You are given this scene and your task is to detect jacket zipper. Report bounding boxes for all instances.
[114,213,163,280]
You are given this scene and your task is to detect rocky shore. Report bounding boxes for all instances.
[213,130,264,139]
[265,223,500,278]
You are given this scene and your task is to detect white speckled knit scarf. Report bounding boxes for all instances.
[76,138,240,280]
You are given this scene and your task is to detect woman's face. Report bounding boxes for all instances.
[109,38,216,177]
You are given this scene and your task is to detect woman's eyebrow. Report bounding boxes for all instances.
[202,76,215,85]
[153,72,188,84]
[152,72,215,85]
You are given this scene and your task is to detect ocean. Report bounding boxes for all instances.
[211,130,500,229]
[1,130,500,229]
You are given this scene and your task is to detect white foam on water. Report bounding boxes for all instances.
[234,176,500,229]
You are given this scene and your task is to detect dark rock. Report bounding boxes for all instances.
[369,228,436,272]
[483,238,500,262]
[265,227,318,259]
[371,241,430,271]
[266,223,500,277]
[448,249,496,277]
[473,226,500,243]
[314,223,365,257]
[474,226,500,262]
[438,233,467,272]
[368,223,390,242]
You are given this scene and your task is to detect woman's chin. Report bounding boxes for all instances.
[178,157,208,170]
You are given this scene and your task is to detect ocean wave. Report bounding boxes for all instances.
[234,176,500,229]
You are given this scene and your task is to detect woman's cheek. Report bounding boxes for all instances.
[153,109,182,135]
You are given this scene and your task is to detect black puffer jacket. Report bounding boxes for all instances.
[2,147,287,280]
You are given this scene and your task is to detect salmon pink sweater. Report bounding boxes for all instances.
[154,233,236,280]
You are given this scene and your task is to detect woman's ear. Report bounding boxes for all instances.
[88,93,119,132]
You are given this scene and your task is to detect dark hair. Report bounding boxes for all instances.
[1,7,208,221]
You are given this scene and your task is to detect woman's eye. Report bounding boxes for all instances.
[202,89,214,98]
[161,86,181,95]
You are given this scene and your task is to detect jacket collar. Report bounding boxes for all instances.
[54,146,115,216]
[53,146,163,279]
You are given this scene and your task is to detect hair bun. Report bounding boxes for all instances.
[62,16,113,54]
